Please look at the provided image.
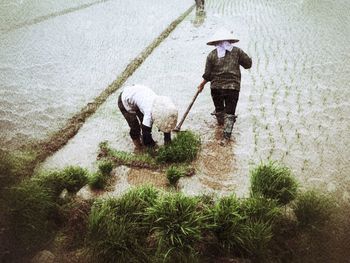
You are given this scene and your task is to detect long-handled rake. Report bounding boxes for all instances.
[173,89,201,132]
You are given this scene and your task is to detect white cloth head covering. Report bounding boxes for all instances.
[215,41,234,58]
[207,28,239,46]
[152,96,178,133]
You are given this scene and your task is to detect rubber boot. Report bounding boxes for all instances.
[223,114,237,139]
[211,110,225,126]
[132,138,143,149]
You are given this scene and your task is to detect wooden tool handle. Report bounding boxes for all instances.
[174,89,201,131]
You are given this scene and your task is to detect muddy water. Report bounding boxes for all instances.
[43,0,349,199]
[0,0,193,151]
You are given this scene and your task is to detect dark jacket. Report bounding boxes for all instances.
[202,46,252,91]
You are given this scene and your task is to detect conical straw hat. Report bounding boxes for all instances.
[152,96,178,133]
[207,28,239,45]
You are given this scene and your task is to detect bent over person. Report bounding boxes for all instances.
[198,28,252,139]
[118,85,178,148]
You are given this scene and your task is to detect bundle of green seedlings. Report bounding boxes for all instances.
[98,131,200,186]
[3,159,340,262]
[84,162,337,263]
[6,166,89,256]
[3,160,115,261]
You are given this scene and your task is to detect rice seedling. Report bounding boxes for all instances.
[88,172,108,190]
[98,160,114,176]
[145,193,206,262]
[209,195,245,255]
[156,131,201,164]
[8,179,57,252]
[165,165,195,187]
[87,186,159,262]
[292,190,335,230]
[238,196,281,223]
[250,162,298,206]
[34,166,88,196]
[166,166,183,187]
[240,220,273,261]
[0,149,36,194]
[98,141,158,169]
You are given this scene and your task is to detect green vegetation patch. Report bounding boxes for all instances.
[145,193,207,262]
[99,141,158,169]
[88,172,108,190]
[8,179,57,251]
[87,186,159,262]
[34,166,88,196]
[292,189,335,230]
[156,131,201,164]
[210,195,244,254]
[250,162,298,206]
[98,160,114,176]
[165,165,195,187]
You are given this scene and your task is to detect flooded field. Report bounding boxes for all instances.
[0,0,193,151]
[6,0,350,198]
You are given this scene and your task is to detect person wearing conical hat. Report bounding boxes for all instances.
[118,85,178,148]
[197,28,252,139]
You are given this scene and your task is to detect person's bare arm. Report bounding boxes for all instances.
[197,79,208,92]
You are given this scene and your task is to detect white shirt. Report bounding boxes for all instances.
[121,85,156,127]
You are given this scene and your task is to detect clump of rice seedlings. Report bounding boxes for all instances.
[0,149,37,194]
[165,165,195,187]
[250,162,298,206]
[88,160,114,190]
[145,193,206,262]
[60,166,89,192]
[240,220,273,261]
[156,131,201,164]
[292,190,335,230]
[88,172,108,190]
[98,160,114,176]
[238,196,281,223]
[166,166,182,186]
[87,186,159,262]
[8,179,57,251]
[98,141,158,169]
[209,195,244,255]
[34,166,88,196]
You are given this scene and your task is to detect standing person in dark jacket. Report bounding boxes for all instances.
[118,85,178,148]
[197,28,252,139]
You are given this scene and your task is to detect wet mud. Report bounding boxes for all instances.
[127,169,168,189]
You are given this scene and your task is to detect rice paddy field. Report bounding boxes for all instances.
[0,0,193,151]
[38,0,350,200]
[1,0,350,261]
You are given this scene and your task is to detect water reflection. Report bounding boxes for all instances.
[192,0,206,27]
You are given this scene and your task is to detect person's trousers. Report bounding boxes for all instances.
[210,89,240,115]
[118,93,144,140]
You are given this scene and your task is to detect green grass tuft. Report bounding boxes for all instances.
[34,166,88,196]
[98,160,114,176]
[165,165,194,186]
[240,220,273,260]
[238,196,282,223]
[250,162,298,206]
[8,179,57,251]
[87,186,159,262]
[210,195,244,254]
[156,131,201,164]
[145,193,206,262]
[88,172,108,190]
[293,190,335,230]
